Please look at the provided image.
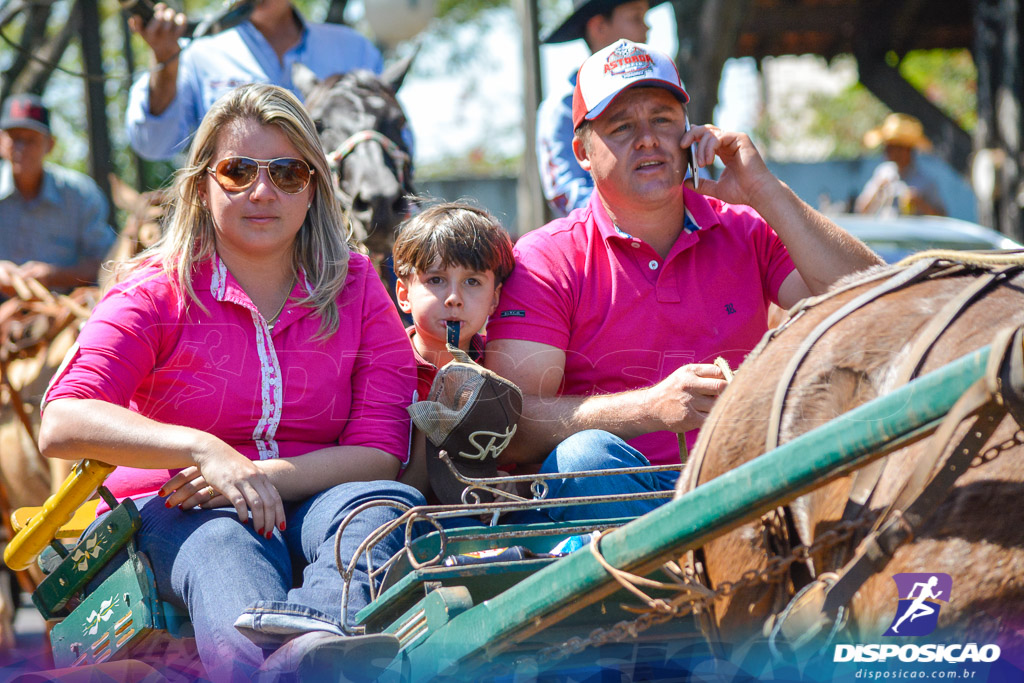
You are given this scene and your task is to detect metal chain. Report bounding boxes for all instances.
[532,518,870,665]
[970,428,1024,468]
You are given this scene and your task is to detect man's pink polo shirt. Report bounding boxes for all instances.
[487,190,795,466]
[45,253,416,508]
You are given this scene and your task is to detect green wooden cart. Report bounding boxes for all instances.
[4,332,1017,681]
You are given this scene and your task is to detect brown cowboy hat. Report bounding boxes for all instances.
[863,113,932,151]
[408,347,522,506]
[542,0,668,45]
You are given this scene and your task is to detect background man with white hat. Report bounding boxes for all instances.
[0,93,114,295]
[855,113,947,216]
[536,0,662,217]
[488,41,881,521]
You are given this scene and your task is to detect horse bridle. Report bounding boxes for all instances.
[326,130,410,191]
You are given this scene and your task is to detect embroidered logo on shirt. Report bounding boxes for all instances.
[725,303,737,315]
[501,310,526,318]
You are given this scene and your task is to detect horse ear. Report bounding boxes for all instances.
[292,62,319,100]
[381,49,417,93]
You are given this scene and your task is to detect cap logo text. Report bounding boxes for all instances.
[604,44,655,79]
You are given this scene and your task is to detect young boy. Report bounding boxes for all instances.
[392,202,516,497]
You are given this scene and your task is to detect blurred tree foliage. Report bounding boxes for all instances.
[795,49,977,160]
[434,0,566,34]
[898,49,977,130]
[409,0,564,78]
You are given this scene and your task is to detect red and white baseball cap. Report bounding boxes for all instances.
[572,40,689,130]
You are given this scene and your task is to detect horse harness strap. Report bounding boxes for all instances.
[683,257,1024,657]
[775,325,1024,650]
[746,264,918,368]
[692,259,962,496]
[765,258,945,452]
[839,265,1023,526]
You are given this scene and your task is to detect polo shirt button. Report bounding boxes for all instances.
[631,242,640,249]
[648,260,659,270]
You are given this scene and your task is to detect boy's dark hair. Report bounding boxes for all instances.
[393,202,516,284]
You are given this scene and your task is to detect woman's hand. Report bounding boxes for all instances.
[160,439,286,537]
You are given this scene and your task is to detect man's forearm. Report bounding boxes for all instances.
[751,179,882,294]
[147,58,179,116]
[500,389,654,466]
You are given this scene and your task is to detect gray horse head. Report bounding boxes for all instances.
[294,57,416,260]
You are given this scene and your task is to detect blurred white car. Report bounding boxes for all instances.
[830,214,1023,263]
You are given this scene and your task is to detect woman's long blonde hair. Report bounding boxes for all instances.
[137,83,350,336]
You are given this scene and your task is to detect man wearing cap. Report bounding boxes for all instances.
[487,41,881,521]
[0,94,114,294]
[855,113,946,216]
[125,0,382,160]
[537,0,659,217]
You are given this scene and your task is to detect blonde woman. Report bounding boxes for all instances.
[39,84,420,680]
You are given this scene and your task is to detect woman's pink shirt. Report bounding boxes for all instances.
[44,253,416,507]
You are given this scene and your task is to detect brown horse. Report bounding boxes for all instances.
[677,256,1024,655]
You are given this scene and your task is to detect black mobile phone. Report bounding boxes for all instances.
[685,114,699,189]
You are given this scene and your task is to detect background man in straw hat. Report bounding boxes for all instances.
[855,113,947,216]
[488,40,881,522]
[0,94,114,295]
[536,0,665,217]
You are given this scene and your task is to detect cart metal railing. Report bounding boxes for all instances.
[351,332,1014,680]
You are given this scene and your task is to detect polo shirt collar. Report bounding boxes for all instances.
[38,165,60,205]
[590,187,722,246]
[204,254,312,330]
[237,8,309,52]
[681,187,723,234]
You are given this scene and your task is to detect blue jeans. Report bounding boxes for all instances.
[528,429,678,523]
[87,480,424,682]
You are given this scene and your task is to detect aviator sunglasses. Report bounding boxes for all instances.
[207,156,315,194]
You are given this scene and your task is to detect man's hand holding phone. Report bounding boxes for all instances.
[685,114,699,189]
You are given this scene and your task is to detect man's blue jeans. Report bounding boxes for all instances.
[532,429,678,522]
[88,480,424,682]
